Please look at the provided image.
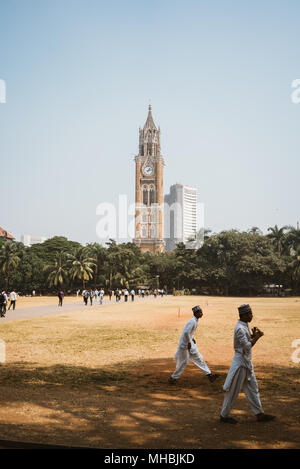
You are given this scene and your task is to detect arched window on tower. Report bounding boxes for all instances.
[143,185,148,206]
[150,225,156,238]
[148,130,152,155]
[143,184,156,206]
[142,225,147,238]
[150,210,157,223]
[149,186,155,205]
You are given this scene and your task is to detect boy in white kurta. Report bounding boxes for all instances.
[169,306,219,383]
[220,304,276,424]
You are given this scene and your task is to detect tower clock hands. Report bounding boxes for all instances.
[143,165,154,176]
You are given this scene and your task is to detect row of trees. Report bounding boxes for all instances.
[0,225,299,296]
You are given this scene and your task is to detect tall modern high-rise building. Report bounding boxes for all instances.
[133,105,165,253]
[164,184,197,251]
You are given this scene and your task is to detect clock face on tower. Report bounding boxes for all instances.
[143,165,154,176]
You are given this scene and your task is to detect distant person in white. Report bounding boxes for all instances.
[169,305,219,384]
[99,289,104,305]
[220,304,275,424]
[8,291,17,310]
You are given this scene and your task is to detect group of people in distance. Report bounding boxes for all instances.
[81,288,106,306]
[77,288,166,306]
[169,303,276,424]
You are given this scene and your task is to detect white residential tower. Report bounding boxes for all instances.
[164,184,198,251]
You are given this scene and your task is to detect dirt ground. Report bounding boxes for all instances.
[0,295,299,449]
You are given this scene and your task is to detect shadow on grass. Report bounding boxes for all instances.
[0,359,299,449]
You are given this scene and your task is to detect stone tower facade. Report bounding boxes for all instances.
[133,105,165,253]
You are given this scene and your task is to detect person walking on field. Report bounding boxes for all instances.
[99,288,104,305]
[83,289,89,306]
[1,291,7,315]
[220,304,276,424]
[58,289,64,307]
[89,289,95,305]
[0,291,6,317]
[8,290,17,310]
[116,289,121,303]
[169,305,219,384]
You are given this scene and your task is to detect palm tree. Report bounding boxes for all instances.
[104,240,143,290]
[267,225,289,255]
[85,243,107,289]
[44,251,69,288]
[0,241,21,290]
[289,246,300,292]
[248,227,263,235]
[285,226,300,254]
[67,248,96,289]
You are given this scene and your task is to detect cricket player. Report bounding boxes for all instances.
[169,305,219,383]
[220,304,276,424]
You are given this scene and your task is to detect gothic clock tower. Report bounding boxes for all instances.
[133,105,165,253]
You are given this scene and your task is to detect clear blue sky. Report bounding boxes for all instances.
[0,0,299,244]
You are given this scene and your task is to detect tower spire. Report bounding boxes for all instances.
[144,104,157,130]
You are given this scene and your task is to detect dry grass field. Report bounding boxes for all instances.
[0,295,299,449]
